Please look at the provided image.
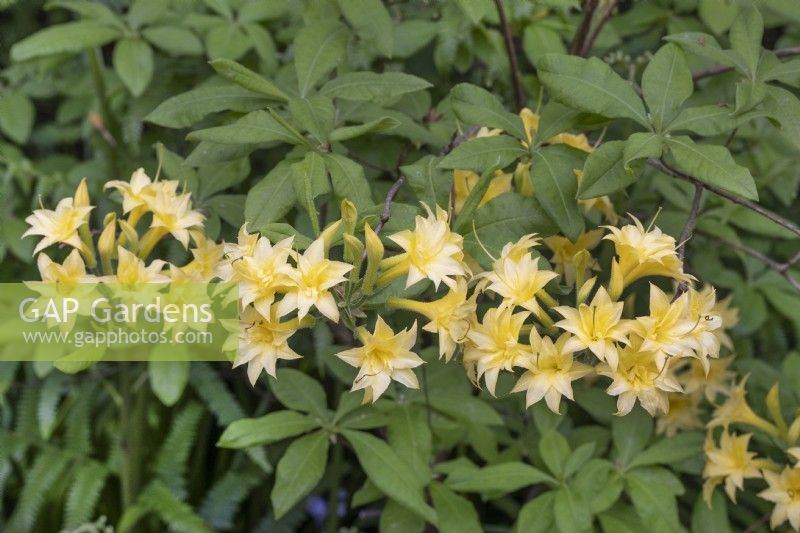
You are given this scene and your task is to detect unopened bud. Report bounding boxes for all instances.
[74,178,90,209]
[341,199,358,235]
[320,219,343,253]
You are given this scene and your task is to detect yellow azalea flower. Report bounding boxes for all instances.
[544,229,603,286]
[597,335,682,416]
[145,188,205,249]
[656,392,703,437]
[519,107,540,146]
[759,466,800,531]
[220,235,294,319]
[336,317,423,403]
[604,214,691,298]
[234,306,304,384]
[217,224,260,281]
[23,197,93,255]
[513,162,534,197]
[105,168,165,214]
[380,204,468,289]
[554,286,630,370]
[632,284,696,367]
[176,233,225,282]
[703,431,762,504]
[680,356,735,402]
[479,251,557,315]
[495,233,541,264]
[548,132,593,153]
[709,378,779,436]
[388,278,476,361]
[277,237,352,322]
[452,169,513,213]
[712,290,739,350]
[36,249,93,283]
[103,246,168,284]
[464,306,529,395]
[685,286,723,363]
[512,330,592,413]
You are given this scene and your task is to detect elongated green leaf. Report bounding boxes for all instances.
[11,21,121,61]
[438,135,527,172]
[430,482,482,533]
[321,71,432,101]
[324,153,373,210]
[64,462,109,529]
[665,32,744,71]
[245,162,297,229]
[218,411,317,448]
[295,21,348,97]
[269,368,330,421]
[642,43,692,131]
[113,37,153,96]
[142,25,203,56]
[337,0,394,57]
[401,155,451,209]
[210,59,289,101]
[629,432,704,468]
[453,167,499,233]
[187,110,299,145]
[343,429,438,524]
[445,462,555,494]
[665,136,758,200]
[145,86,269,128]
[425,392,504,426]
[515,492,556,533]
[667,105,738,135]
[0,92,34,143]
[329,117,399,141]
[612,406,653,466]
[291,151,329,235]
[537,54,649,127]
[539,430,570,478]
[381,500,425,533]
[624,132,663,169]
[451,83,526,140]
[554,487,592,533]
[149,360,189,407]
[288,96,335,142]
[271,431,329,518]
[625,467,685,533]
[388,405,432,485]
[729,7,763,77]
[531,145,584,240]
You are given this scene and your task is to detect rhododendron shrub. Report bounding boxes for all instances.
[1,1,800,532]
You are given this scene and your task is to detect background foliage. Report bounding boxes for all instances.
[1,0,800,531]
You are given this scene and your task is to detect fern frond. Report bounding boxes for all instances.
[118,481,212,533]
[64,384,94,454]
[189,363,244,425]
[199,470,261,530]
[63,461,109,529]
[154,402,203,498]
[37,371,67,440]
[6,449,70,532]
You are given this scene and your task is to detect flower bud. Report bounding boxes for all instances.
[320,219,343,253]
[73,178,90,209]
[98,213,117,274]
[341,199,358,235]
[362,223,384,295]
[118,219,140,253]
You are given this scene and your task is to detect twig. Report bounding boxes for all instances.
[439,126,480,156]
[648,159,800,239]
[569,0,598,55]
[743,511,772,533]
[693,46,800,82]
[579,0,618,56]
[373,177,405,235]
[673,183,704,298]
[493,0,525,110]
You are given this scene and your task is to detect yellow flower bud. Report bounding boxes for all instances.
[73,178,90,209]
[766,383,788,435]
[577,276,596,305]
[320,219,343,253]
[98,213,117,274]
[118,219,140,253]
[343,233,365,273]
[362,223,384,295]
[341,199,358,235]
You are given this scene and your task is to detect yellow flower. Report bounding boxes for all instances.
[480,251,557,315]
[217,224,260,280]
[234,306,304,384]
[548,132,593,153]
[176,233,225,282]
[656,393,703,437]
[497,233,541,263]
[277,237,352,322]
[23,197,93,255]
[105,167,170,214]
[107,246,169,284]
[452,169,513,213]
[632,284,696,366]
[604,214,690,297]
[703,431,762,504]
[512,330,592,413]
[709,378,779,436]
[597,335,682,416]
[680,356,735,402]
[464,306,529,395]
[336,317,423,403]
[519,107,540,146]
[381,204,467,289]
[544,229,603,286]
[759,466,800,531]
[554,286,630,370]
[685,286,724,362]
[712,290,739,350]
[36,249,93,283]
[388,279,476,361]
[146,188,205,249]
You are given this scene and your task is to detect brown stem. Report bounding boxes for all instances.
[673,183,704,298]
[570,0,598,55]
[580,0,618,56]
[648,159,800,239]
[693,46,800,82]
[493,0,525,110]
[373,177,405,235]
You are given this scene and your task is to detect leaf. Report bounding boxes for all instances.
[625,467,685,533]
[210,59,289,101]
[629,432,704,468]
[10,21,121,61]
[438,135,527,172]
[612,406,653,466]
[623,132,663,170]
[0,92,34,143]
[691,490,732,533]
[642,43,692,131]
[537,54,649,127]
[665,136,758,200]
[665,32,743,71]
[729,6,763,77]
[451,83,526,140]
[455,0,492,23]
[205,22,251,61]
[515,492,556,533]
[288,96,335,142]
[145,85,269,128]
[64,462,109,529]
[763,85,800,151]
[199,470,261,530]
[324,153,373,210]
[523,23,567,67]
[123,480,213,533]
[113,37,154,96]
[666,105,738,135]
[531,145,585,240]
[245,161,297,229]
[337,0,394,57]
[291,151,330,235]
[329,117,399,141]
[539,430,571,478]
[270,431,329,518]
[380,500,425,533]
[343,429,438,524]
[430,482,482,533]
[388,405,432,485]
[269,368,330,421]
[445,462,555,494]
[320,71,432,102]
[294,21,349,97]
[149,360,189,407]
[187,110,300,145]
[258,223,313,250]
[554,487,592,533]
[154,403,204,497]
[142,25,203,56]
[427,391,504,426]
[563,442,597,479]
[217,410,318,448]
[401,155,452,209]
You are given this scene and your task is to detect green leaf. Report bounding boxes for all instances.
[572,459,623,514]
[291,151,330,235]
[145,86,269,128]
[455,0,492,23]
[623,132,663,170]
[142,25,203,56]
[217,411,318,449]
[666,105,738,135]
[427,392,505,426]
[388,405,432,485]
[269,368,330,421]
[438,135,527,172]
[270,431,329,518]
[324,153,373,210]
[258,223,314,250]
[187,110,300,145]
[554,487,592,533]
[625,467,685,533]
[294,21,349,97]
[0,92,34,143]
[329,117,399,142]
[728,206,799,239]
[515,492,556,533]
[445,462,555,494]
[665,32,744,71]
[321,71,432,102]
[64,462,109,529]
[10,21,121,61]
[245,162,297,229]
[380,500,425,533]
[612,406,653,467]
[113,38,154,96]
[523,23,567,67]
[148,360,189,407]
[539,430,570,478]
[642,43,692,131]
[563,442,596,479]
[430,482,482,533]
[337,0,394,57]
[729,6,763,77]
[537,54,649,127]
[451,83,527,140]
[205,22,251,61]
[629,432,704,468]
[343,429,438,524]
[288,96,335,142]
[763,85,800,151]
[49,0,125,27]
[665,136,758,200]
[401,155,452,209]
[691,490,732,533]
[210,59,289,101]
[531,145,585,240]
